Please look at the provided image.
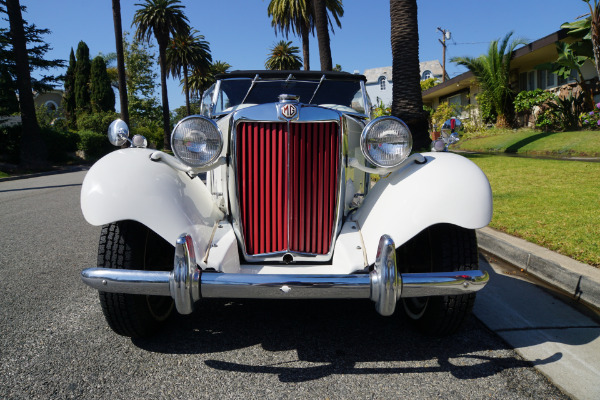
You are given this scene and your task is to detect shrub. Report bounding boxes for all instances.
[77,111,119,134]
[77,130,112,160]
[131,124,164,150]
[371,101,391,118]
[515,89,583,131]
[40,127,80,163]
[431,102,459,130]
[0,124,79,164]
[476,91,496,124]
[580,102,600,129]
[0,124,21,163]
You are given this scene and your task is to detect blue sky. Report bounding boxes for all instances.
[6,0,586,110]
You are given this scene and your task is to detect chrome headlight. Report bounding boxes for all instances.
[171,116,223,167]
[360,116,412,168]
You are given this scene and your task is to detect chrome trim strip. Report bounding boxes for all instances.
[401,271,489,297]
[81,268,171,296]
[201,273,371,299]
[81,268,488,300]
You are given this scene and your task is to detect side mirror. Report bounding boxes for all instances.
[108,119,129,147]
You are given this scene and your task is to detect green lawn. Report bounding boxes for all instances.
[455,128,600,157]
[0,171,9,179]
[464,154,600,267]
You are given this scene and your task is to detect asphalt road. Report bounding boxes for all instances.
[0,171,568,399]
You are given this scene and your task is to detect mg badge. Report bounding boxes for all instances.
[281,103,298,119]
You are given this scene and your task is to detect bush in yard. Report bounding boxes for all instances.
[431,102,459,131]
[1,124,79,164]
[131,124,164,149]
[0,124,21,163]
[580,102,600,129]
[40,127,80,163]
[77,130,112,160]
[77,111,119,135]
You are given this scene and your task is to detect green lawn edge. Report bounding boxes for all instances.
[454,128,600,158]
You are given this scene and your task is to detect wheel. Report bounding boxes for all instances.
[97,221,174,338]
[396,223,479,336]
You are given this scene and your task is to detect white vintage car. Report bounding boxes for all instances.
[80,70,492,338]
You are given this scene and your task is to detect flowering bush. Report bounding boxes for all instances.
[580,102,600,129]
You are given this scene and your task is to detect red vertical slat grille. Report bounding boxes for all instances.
[236,121,339,256]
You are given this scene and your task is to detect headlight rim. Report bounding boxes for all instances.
[171,114,224,168]
[360,115,413,169]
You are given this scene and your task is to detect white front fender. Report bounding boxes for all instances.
[81,148,224,265]
[352,152,492,265]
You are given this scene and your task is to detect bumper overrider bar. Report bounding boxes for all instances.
[81,234,489,317]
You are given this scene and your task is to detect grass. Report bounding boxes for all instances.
[0,171,9,179]
[455,128,600,157]
[464,154,600,267]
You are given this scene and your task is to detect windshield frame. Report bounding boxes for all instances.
[206,71,371,119]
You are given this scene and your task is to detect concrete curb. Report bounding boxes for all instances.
[477,227,600,312]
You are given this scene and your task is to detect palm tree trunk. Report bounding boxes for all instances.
[300,22,310,71]
[112,0,129,126]
[158,42,171,150]
[183,64,190,116]
[390,0,429,150]
[312,0,332,71]
[6,0,48,169]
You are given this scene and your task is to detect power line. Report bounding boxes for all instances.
[448,41,491,46]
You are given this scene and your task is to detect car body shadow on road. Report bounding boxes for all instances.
[132,293,561,383]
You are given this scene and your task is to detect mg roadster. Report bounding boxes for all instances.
[80,70,492,338]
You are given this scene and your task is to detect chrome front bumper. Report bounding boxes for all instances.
[81,234,489,317]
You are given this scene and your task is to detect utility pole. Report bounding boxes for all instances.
[437,27,450,82]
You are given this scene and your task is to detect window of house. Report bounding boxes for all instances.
[421,70,433,80]
[379,76,386,90]
[528,71,536,91]
[519,72,527,91]
[537,70,547,90]
[447,93,462,106]
[547,71,555,88]
[44,100,58,111]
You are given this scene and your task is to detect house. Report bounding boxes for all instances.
[33,90,63,112]
[364,60,446,106]
[421,29,599,124]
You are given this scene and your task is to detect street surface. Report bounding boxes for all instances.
[0,171,569,399]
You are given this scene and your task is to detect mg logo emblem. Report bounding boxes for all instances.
[281,103,298,119]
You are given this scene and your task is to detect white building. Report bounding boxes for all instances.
[363,60,446,106]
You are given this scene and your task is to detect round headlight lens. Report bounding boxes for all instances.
[360,116,412,168]
[171,116,223,167]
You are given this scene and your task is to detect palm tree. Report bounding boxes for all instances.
[5,0,47,168]
[167,30,212,116]
[312,0,332,70]
[267,0,343,71]
[390,0,429,150]
[265,40,302,70]
[451,32,525,128]
[186,60,231,104]
[585,0,600,78]
[112,0,129,126]
[132,0,189,150]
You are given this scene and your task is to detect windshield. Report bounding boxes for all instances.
[212,77,368,115]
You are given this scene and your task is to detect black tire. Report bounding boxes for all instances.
[97,221,174,338]
[396,223,479,336]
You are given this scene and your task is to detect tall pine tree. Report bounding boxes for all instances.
[75,41,91,114]
[62,48,76,127]
[90,56,115,112]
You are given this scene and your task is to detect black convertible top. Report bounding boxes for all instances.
[215,70,367,82]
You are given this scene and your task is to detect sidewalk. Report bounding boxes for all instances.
[477,227,600,312]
